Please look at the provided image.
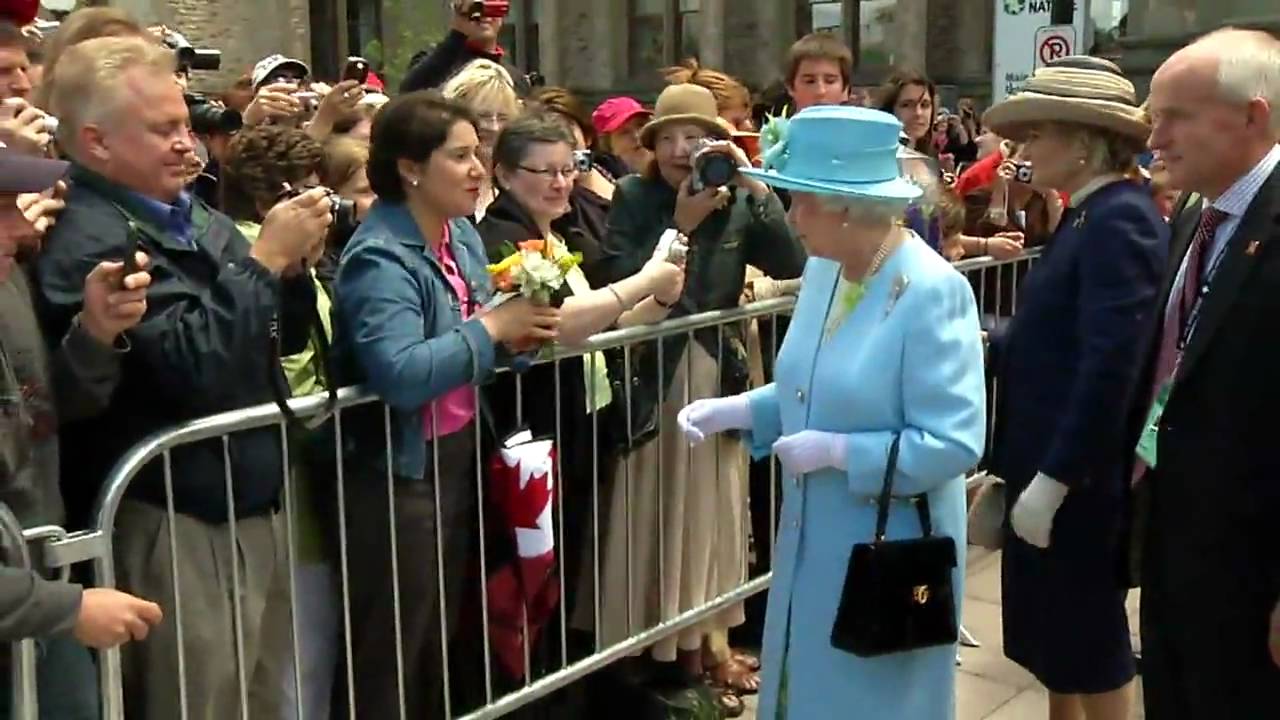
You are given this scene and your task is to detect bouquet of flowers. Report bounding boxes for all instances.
[486,239,582,306]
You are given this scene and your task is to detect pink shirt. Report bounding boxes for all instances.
[423,225,478,439]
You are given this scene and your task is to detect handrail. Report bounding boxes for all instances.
[0,504,39,720]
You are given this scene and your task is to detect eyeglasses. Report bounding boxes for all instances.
[517,165,578,181]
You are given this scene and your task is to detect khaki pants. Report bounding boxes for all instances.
[115,500,291,720]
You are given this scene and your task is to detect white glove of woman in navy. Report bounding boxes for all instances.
[1009,472,1069,549]
[677,395,751,445]
[772,430,848,478]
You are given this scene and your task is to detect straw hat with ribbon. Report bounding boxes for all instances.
[983,56,1150,143]
[639,84,731,149]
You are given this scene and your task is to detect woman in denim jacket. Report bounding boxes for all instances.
[332,92,560,720]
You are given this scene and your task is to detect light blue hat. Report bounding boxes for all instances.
[740,105,922,201]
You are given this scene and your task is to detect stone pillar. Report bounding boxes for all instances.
[892,0,929,72]
[547,0,626,96]
[698,0,726,70]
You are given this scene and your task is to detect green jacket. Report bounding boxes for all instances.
[596,174,806,442]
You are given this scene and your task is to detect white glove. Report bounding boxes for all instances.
[772,430,848,478]
[676,395,751,445]
[1009,473,1069,549]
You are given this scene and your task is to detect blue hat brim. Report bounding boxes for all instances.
[739,167,923,201]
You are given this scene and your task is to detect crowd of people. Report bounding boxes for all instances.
[0,0,1277,719]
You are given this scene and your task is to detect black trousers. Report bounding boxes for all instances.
[1139,467,1280,719]
[329,425,481,720]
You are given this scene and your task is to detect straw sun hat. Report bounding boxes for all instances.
[639,83,731,149]
[983,55,1150,143]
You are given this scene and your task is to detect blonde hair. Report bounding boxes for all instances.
[441,59,520,120]
[662,59,751,117]
[51,36,176,159]
[36,8,147,113]
[1044,121,1143,177]
[320,136,370,190]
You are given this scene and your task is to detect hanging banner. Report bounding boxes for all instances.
[992,1,1089,103]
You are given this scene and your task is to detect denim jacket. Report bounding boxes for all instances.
[335,201,496,480]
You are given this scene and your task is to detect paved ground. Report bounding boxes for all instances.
[743,548,1144,719]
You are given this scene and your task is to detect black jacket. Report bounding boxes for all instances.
[33,165,315,526]
[401,30,529,95]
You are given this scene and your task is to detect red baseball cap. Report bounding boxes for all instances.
[592,97,651,135]
[0,0,38,28]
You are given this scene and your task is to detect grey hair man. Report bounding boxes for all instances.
[32,35,332,720]
[1136,27,1280,720]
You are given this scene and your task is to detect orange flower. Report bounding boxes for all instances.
[517,239,545,254]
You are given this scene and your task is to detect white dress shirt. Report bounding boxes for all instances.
[1164,143,1280,327]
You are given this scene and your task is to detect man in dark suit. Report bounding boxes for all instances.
[1136,27,1280,719]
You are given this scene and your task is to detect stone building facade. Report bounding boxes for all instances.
[99,1,1279,104]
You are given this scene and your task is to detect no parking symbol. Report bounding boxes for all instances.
[1034,25,1076,68]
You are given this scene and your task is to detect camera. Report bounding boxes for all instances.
[1013,161,1034,184]
[280,184,360,245]
[185,93,242,135]
[161,29,221,73]
[572,149,592,173]
[689,139,738,193]
[463,0,510,21]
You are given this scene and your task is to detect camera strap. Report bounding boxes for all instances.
[268,298,339,432]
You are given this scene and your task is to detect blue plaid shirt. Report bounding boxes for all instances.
[129,191,196,249]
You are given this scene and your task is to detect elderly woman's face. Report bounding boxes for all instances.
[786,191,848,259]
[498,141,576,225]
[474,108,513,171]
[654,123,711,189]
[1018,123,1083,190]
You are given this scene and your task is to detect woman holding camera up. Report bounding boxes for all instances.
[333,91,561,720]
[592,83,805,714]
[982,57,1167,720]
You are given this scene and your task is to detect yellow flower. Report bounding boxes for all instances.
[487,254,523,276]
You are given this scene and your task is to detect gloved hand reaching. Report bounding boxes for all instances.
[677,395,751,445]
[1009,472,1069,549]
[772,430,848,478]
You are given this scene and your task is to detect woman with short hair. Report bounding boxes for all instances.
[333,91,561,720]
[441,59,522,218]
[983,56,1169,720]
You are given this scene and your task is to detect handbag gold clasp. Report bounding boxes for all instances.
[912,585,930,605]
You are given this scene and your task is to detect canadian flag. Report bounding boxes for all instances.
[485,429,560,680]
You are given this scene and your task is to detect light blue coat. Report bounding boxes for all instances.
[746,234,987,719]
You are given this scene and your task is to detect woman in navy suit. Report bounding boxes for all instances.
[983,57,1169,720]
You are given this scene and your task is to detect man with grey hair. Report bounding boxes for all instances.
[32,35,333,719]
[1134,26,1280,719]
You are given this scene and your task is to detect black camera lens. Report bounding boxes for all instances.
[697,152,737,189]
[185,93,242,135]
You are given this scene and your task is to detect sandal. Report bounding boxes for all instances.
[713,688,745,718]
[704,656,761,696]
[731,650,761,672]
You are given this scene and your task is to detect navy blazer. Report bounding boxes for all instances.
[991,180,1169,491]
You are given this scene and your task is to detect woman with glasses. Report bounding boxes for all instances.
[442,59,521,219]
[475,112,687,703]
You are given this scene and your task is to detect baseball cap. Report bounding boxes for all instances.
[592,97,652,135]
[252,54,311,89]
[0,150,69,194]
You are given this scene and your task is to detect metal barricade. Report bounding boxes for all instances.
[71,251,1039,720]
[0,503,39,720]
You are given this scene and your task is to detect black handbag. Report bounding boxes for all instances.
[830,435,959,657]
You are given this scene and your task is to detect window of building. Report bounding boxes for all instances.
[858,0,900,72]
[811,0,843,33]
[497,0,540,72]
[679,0,701,61]
[629,0,667,76]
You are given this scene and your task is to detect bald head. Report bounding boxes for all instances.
[1148,27,1280,197]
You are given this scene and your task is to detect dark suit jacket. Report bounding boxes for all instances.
[1124,158,1280,718]
[992,180,1169,493]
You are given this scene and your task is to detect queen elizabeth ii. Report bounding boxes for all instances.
[678,106,987,718]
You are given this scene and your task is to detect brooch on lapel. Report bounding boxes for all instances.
[884,274,911,319]
[1246,240,1260,256]
[1072,211,1088,229]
